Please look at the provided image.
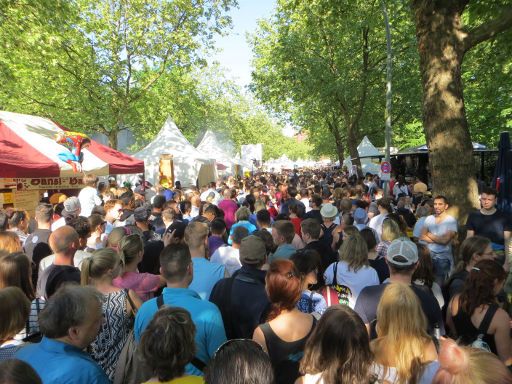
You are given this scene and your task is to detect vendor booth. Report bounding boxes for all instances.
[0,111,144,213]
[133,117,216,187]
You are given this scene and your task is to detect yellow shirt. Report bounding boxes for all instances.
[145,376,204,384]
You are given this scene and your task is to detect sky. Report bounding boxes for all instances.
[210,0,297,136]
[210,0,276,89]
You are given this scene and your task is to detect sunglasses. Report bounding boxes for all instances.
[213,338,263,358]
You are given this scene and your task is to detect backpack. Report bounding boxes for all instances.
[319,262,352,307]
[320,223,337,250]
[468,305,498,352]
[22,298,44,344]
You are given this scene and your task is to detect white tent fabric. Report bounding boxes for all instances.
[196,130,236,164]
[357,136,382,158]
[343,136,382,175]
[133,117,215,187]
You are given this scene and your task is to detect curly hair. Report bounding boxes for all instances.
[459,259,506,316]
[139,307,196,382]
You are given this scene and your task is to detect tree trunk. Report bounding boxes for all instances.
[347,124,362,175]
[108,130,118,149]
[335,139,344,168]
[411,0,478,221]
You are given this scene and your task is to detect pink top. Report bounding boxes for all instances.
[218,199,239,229]
[113,271,160,302]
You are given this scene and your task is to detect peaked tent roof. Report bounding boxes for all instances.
[133,117,214,186]
[196,130,236,164]
[135,117,211,161]
[0,111,144,178]
[357,136,382,158]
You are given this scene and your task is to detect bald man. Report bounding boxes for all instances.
[36,226,81,299]
[190,195,201,218]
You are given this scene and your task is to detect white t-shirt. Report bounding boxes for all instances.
[369,213,388,242]
[423,214,457,254]
[371,360,439,384]
[300,198,311,213]
[39,250,92,273]
[393,183,410,197]
[302,373,324,384]
[210,246,241,276]
[324,261,379,309]
[50,217,66,232]
[413,216,427,238]
[78,186,102,217]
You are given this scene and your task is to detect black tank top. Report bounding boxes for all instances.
[259,317,317,384]
[452,304,498,354]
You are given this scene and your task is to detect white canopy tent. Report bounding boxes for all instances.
[342,136,382,175]
[196,130,242,176]
[133,117,216,187]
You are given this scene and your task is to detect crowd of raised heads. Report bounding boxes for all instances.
[0,168,511,384]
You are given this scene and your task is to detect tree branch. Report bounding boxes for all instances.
[463,6,512,52]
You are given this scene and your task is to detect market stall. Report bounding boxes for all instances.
[0,111,144,213]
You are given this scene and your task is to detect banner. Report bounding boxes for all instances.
[0,177,85,191]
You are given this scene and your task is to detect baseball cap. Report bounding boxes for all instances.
[239,235,266,265]
[133,206,150,222]
[320,203,338,219]
[386,237,418,267]
[63,196,80,213]
[353,208,368,224]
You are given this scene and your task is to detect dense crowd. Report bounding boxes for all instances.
[0,169,511,384]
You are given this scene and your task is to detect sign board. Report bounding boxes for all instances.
[0,177,84,191]
[380,161,392,174]
[14,190,40,216]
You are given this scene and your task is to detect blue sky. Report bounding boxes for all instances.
[210,0,276,89]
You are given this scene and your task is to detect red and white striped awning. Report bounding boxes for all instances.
[0,111,144,178]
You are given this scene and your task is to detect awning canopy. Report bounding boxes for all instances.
[0,111,144,178]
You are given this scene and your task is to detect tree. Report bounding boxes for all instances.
[0,0,235,148]
[411,0,512,219]
[250,0,422,167]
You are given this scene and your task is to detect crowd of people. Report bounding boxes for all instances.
[0,169,511,384]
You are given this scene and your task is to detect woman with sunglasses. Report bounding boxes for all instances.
[140,306,203,384]
[253,259,316,384]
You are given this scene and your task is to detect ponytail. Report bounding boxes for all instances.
[80,257,93,286]
[119,234,144,266]
[80,248,121,286]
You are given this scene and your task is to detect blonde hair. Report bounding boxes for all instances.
[433,339,512,384]
[373,283,430,384]
[338,233,369,272]
[381,218,401,242]
[0,232,22,253]
[0,286,30,341]
[81,248,121,285]
[184,222,208,249]
[119,234,144,266]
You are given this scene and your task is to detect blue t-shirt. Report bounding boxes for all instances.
[15,337,109,384]
[134,287,227,376]
[269,244,296,263]
[228,221,257,245]
[189,257,226,300]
